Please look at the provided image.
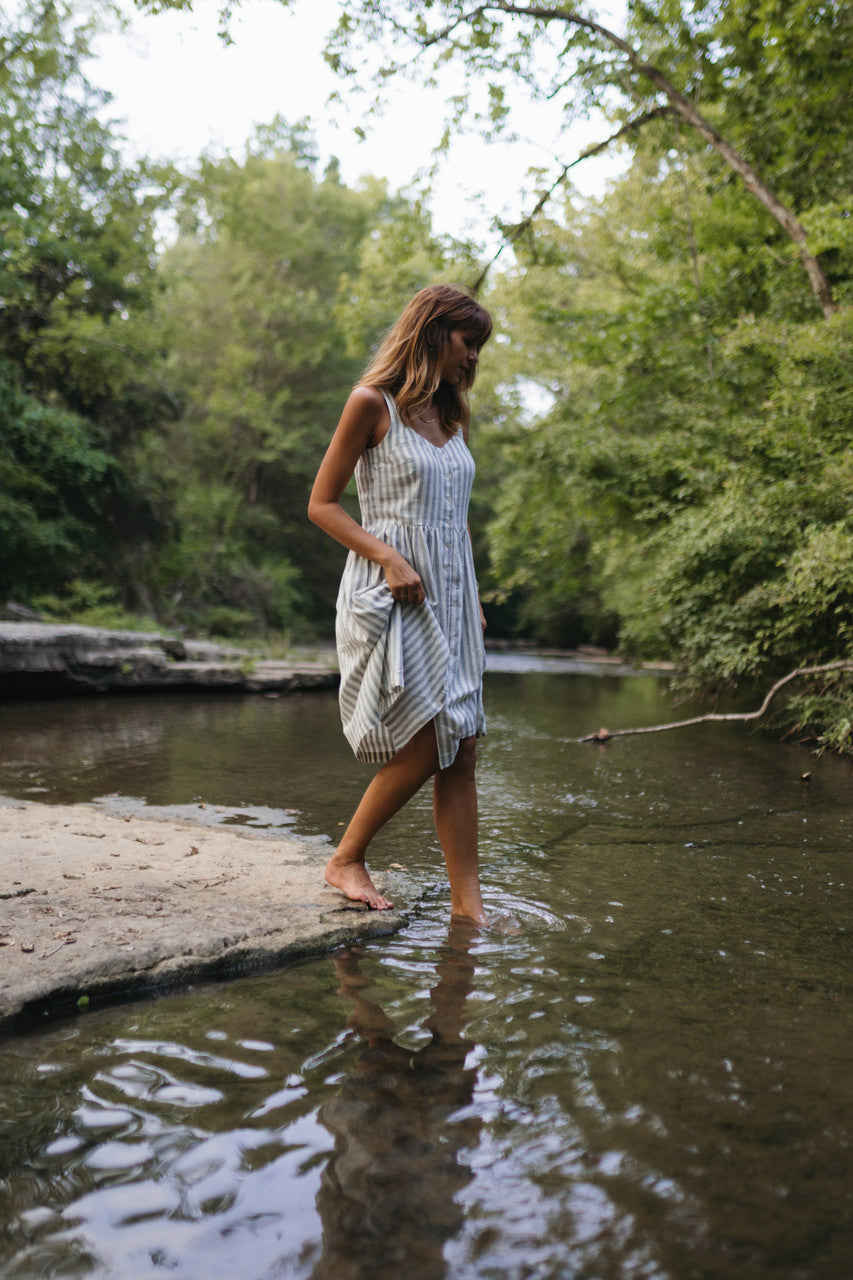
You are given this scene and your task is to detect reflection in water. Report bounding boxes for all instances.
[313,927,480,1280]
[0,674,851,1278]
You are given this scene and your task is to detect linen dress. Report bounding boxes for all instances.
[336,390,486,770]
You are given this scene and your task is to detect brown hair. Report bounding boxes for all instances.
[360,284,492,435]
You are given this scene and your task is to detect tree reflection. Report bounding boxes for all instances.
[311,924,482,1280]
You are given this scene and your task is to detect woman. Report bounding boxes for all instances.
[308,284,492,924]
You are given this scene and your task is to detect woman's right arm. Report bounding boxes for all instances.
[308,387,424,600]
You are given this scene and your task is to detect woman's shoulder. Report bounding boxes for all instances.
[350,384,388,411]
[348,384,392,447]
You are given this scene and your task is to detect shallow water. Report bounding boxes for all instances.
[0,671,851,1279]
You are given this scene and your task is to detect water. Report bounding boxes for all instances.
[0,671,851,1279]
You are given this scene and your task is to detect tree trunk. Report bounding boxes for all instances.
[493,3,838,317]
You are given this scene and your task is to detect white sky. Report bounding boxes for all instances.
[93,0,628,251]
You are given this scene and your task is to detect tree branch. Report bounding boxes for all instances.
[31,333,182,416]
[0,1,55,73]
[482,2,837,317]
[471,105,670,293]
[577,661,853,743]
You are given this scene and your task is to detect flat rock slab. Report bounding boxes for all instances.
[0,798,416,1037]
[0,623,339,695]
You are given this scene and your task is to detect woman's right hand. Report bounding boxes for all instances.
[383,552,424,606]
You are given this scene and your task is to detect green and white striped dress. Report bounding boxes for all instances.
[336,390,486,770]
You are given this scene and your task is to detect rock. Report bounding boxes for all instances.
[1,601,44,622]
[0,623,338,696]
[0,798,419,1036]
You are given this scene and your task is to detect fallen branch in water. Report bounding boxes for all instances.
[578,660,853,743]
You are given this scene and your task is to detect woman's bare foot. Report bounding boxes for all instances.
[324,852,394,910]
[451,906,488,927]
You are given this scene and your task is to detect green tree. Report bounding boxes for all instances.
[322,0,850,316]
[148,125,476,633]
[1,0,175,606]
[481,145,852,743]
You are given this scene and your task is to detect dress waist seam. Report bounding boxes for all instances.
[364,520,468,533]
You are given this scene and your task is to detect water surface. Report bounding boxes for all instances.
[0,672,850,1279]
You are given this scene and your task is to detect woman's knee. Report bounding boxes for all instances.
[447,735,477,780]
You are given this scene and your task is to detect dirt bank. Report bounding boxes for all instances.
[0,797,417,1037]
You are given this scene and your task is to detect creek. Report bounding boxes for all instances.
[0,664,851,1279]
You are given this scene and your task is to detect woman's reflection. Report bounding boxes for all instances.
[311,923,482,1280]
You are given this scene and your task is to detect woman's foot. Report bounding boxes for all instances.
[324,851,394,910]
[451,905,488,927]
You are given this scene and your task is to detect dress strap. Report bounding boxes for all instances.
[379,389,400,433]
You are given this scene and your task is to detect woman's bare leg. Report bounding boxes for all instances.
[433,736,486,925]
[324,723,440,909]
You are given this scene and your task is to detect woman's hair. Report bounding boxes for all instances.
[360,284,492,434]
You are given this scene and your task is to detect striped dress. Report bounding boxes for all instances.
[336,390,486,770]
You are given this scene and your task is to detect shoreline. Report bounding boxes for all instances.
[0,621,675,700]
[0,796,418,1039]
[0,622,339,697]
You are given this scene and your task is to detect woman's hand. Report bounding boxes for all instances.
[383,551,424,606]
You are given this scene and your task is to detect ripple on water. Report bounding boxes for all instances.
[108,1038,269,1081]
[481,888,591,936]
[1,676,851,1280]
[83,1139,156,1173]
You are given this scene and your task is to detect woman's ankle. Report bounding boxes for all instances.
[327,844,365,869]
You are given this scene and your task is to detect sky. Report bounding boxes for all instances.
[93,0,628,251]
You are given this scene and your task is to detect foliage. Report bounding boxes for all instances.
[144,124,478,634]
[0,364,117,597]
[785,677,853,756]
[481,141,852,744]
[0,0,175,607]
[4,0,851,754]
[322,1,851,316]
[32,579,160,631]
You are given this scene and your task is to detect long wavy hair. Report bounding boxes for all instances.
[360,284,492,435]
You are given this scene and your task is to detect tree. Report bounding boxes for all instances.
[147,124,481,633]
[322,1,850,317]
[478,144,852,744]
[1,0,176,605]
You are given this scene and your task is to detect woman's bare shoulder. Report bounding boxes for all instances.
[349,384,391,447]
[349,384,386,411]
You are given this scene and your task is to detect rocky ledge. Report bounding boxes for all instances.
[0,797,417,1038]
[0,622,338,697]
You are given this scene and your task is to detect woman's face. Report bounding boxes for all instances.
[439,329,480,385]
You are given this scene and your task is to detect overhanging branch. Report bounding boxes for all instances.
[476,2,837,316]
[0,2,55,73]
[471,105,670,292]
[577,660,853,744]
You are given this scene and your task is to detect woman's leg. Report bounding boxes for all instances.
[324,722,440,909]
[433,736,486,925]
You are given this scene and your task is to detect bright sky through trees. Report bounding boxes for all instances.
[94,0,627,246]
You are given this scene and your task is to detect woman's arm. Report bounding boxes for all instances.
[308,386,425,601]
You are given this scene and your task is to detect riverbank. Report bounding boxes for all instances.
[0,797,418,1038]
[0,622,339,696]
